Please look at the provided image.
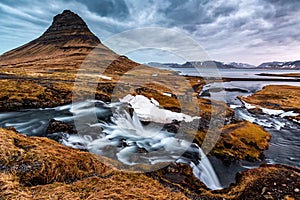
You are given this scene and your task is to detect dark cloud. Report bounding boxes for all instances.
[263,0,300,18]
[73,0,129,19]
[0,0,299,65]
[161,0,237,29]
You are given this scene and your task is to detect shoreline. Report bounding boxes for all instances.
[223,77,300,82]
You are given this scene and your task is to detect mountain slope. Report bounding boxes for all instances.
[0,10,141,109]
[0,10,100,63]
[257,60,300,69]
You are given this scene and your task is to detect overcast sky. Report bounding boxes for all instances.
[0,0,299,65]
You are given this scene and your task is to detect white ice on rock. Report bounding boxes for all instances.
[230,105,242,109]
[120,94,200,123]
[241,100,299,118]
[99,75,112,80]
[242,100,256,110]
[280,111,299,118]
[236,100,299,130]
[163,92,172,97]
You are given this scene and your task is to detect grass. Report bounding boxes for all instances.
[194,121,271,160]
[241,85,300,111]
[1,128,298,200]
[0,128,189,199]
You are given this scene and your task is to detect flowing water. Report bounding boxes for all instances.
[0,100,222,190]
[200,80,300,185]
[153,68,300,186]
[0,68,299,189]
[190,68,300,186]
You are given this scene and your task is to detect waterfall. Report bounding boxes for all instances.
[190,148,222,190]
[81,104,222,190]
[0,99,222,190]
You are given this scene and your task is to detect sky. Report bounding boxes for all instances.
[0,0,300,65]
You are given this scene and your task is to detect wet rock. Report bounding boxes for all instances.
[45,119,77,135]
[248,107,265,115]
[163,120,181,133]
[147,162,207,196]
[44,119,77,141]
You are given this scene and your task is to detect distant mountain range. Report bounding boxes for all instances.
[257,61,300,69]
[147,60,300,70]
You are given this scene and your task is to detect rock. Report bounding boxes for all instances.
[40,10,100,45]
[45,119,77,135]
[163,120,181,133]
[44,119,77,141]
[146,162,210,199]
[226,164,300,200]
[248,107,265,115]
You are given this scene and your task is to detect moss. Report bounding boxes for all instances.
[194,121,271,161]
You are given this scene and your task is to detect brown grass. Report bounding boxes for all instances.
[0,128,188,199]
[241,85,300,111]
[194,121,271,160]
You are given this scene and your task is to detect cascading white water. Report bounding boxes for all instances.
[63,100,222,190]
[190,148,222,190]
[0,99,222,189]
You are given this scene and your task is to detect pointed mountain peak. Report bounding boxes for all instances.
[0,10,102,62]
[45,10,88,34]
[38,10,100,45]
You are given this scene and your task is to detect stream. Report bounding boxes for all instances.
[0,69,299,189]
[0,99,222,190]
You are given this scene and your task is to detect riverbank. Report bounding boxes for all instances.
[1,128,299,199]
[240,85,300,123]
[257,73,300,78]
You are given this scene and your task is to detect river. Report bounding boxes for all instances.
[0,68,299,188]
[175,68,300,185]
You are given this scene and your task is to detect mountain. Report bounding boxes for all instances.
[257,60,300,70]
[147,61,254,69]
[0,10,140,110]
[0,10,100,65]
[0,10,142,80]
[227,62,256,69]
[0,9,201,112]
[148,60,300,70]
[146,62,182,68]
